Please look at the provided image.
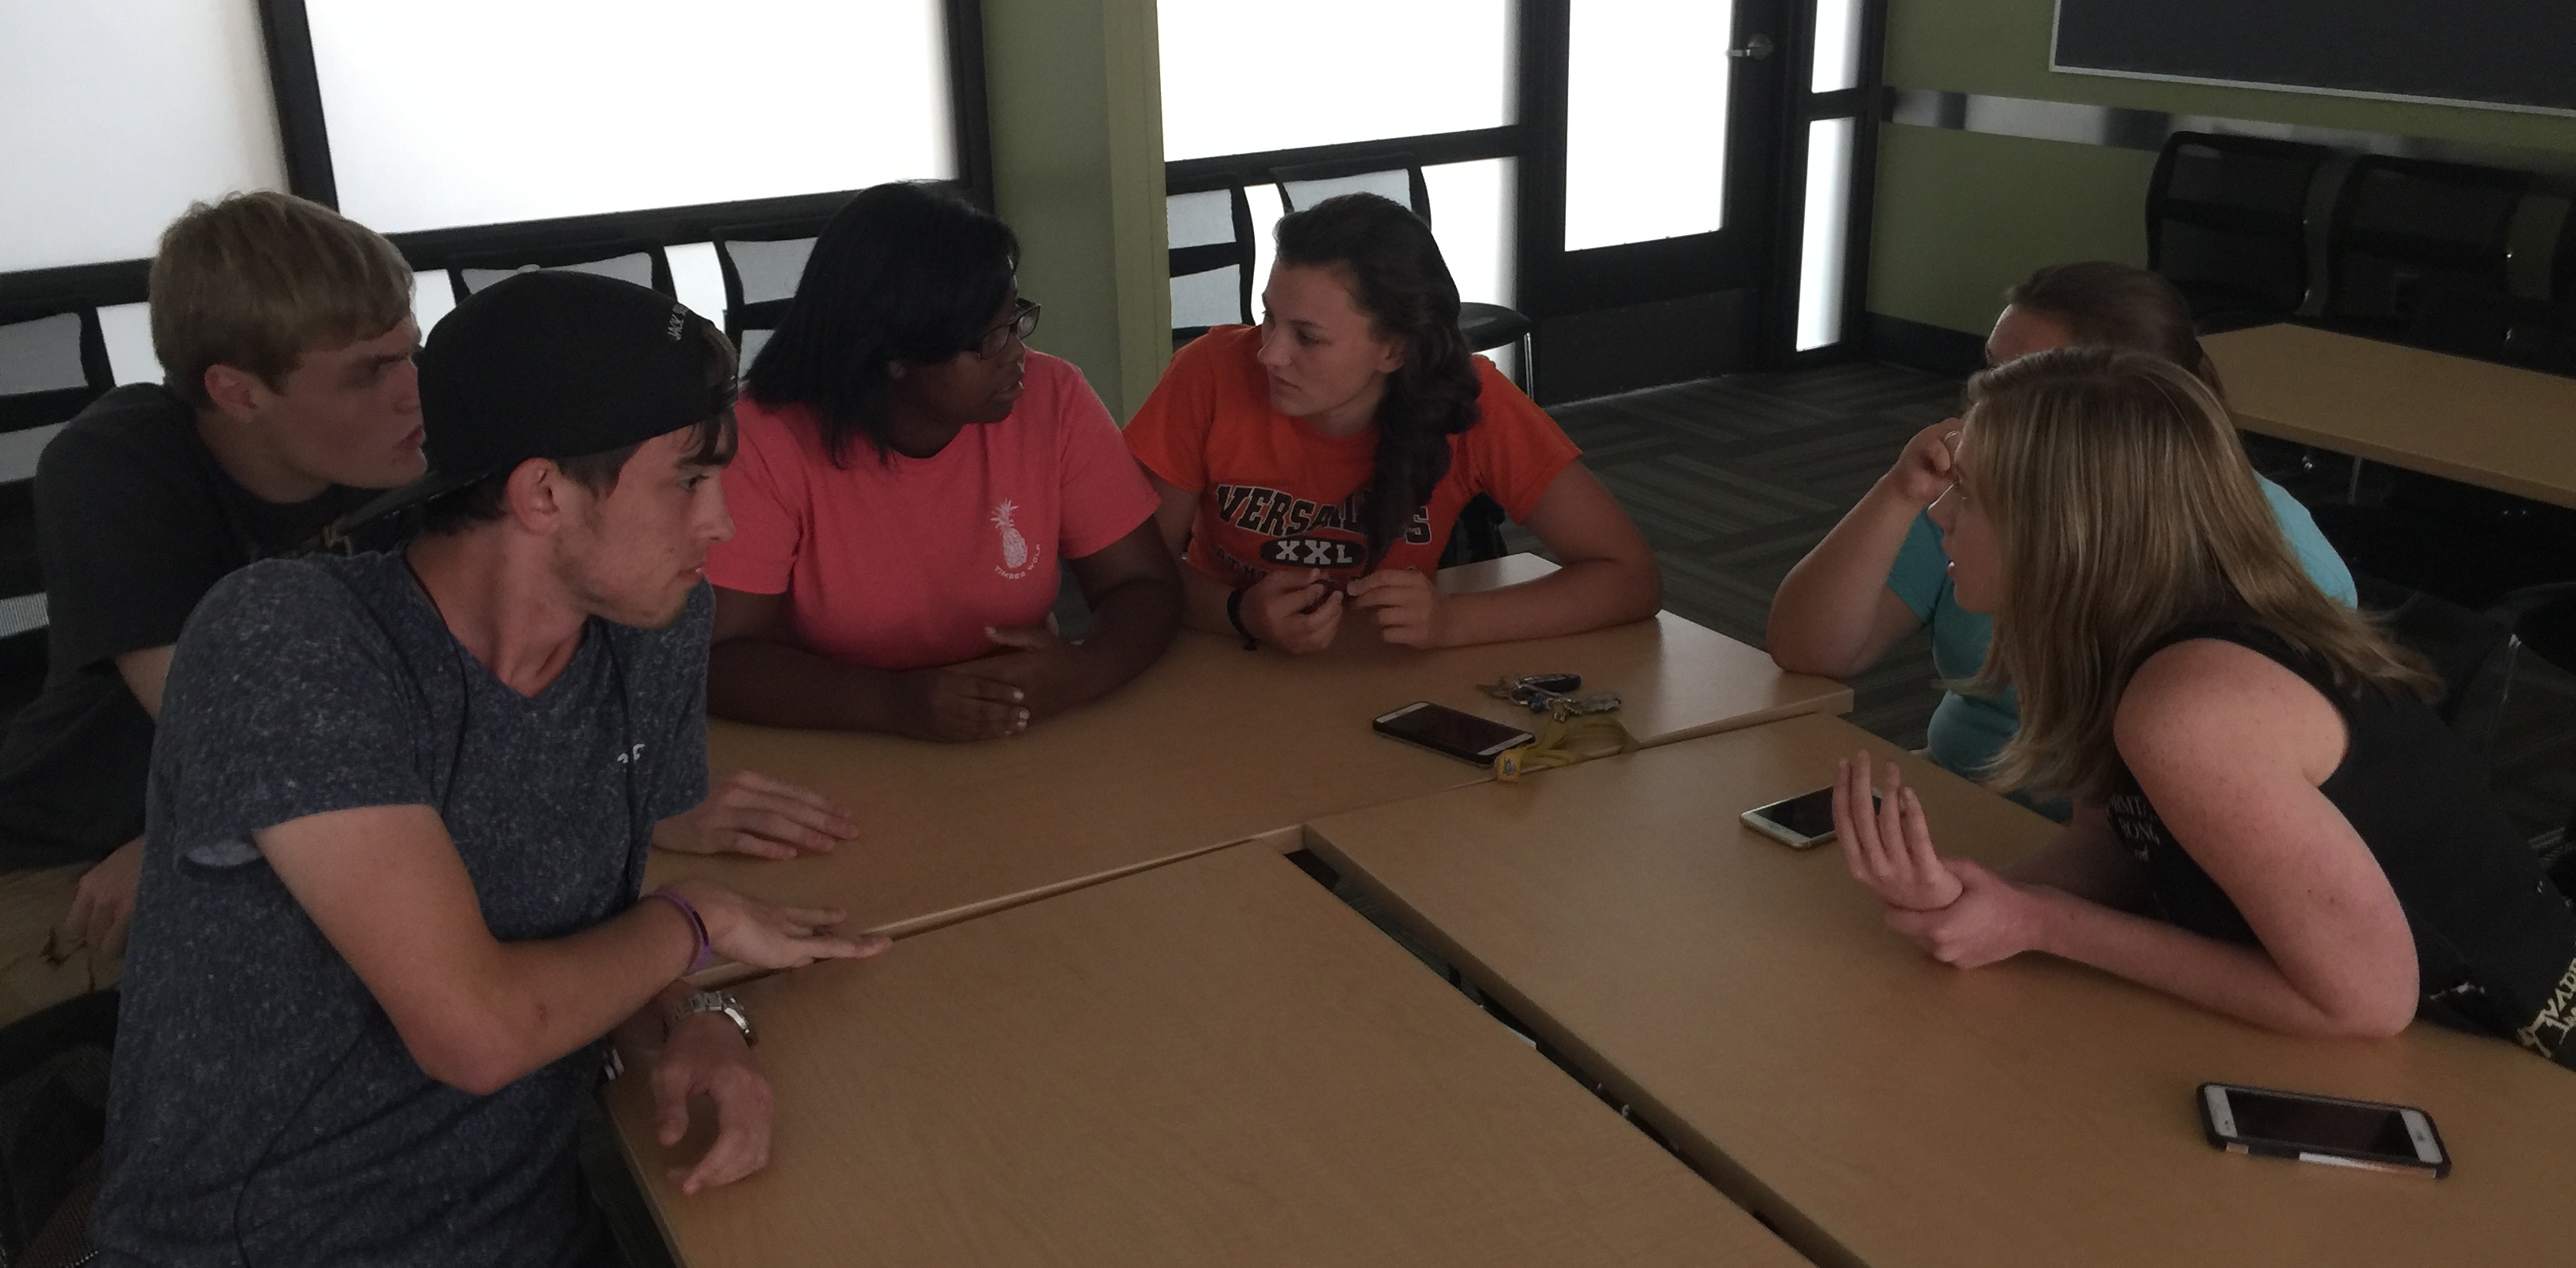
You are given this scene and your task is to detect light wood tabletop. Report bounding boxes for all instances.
[646,554,1847,937]
[2206,321,2576,510]
[609,843,1807,1268]
[1304,712,2576,1268]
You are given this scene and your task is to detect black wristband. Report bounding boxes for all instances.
[1226,585,1258,650]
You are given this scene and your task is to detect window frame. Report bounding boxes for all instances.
[0,0,996,314]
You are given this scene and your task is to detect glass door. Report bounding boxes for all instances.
[1517,0,1789,402]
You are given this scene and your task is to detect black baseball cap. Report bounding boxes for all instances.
[353,269,735,525]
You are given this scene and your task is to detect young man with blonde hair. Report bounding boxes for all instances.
[0,192,425,1018]
[0,193,850,1023]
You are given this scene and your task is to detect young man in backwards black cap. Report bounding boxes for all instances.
[93,272,886,1265]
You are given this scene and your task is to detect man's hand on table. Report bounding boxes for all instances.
[655,769,858,860]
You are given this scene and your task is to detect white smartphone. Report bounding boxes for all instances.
[1739,787,1873,850]
[2198,1083,2448,1178]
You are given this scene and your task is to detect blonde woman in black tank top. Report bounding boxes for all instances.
[1829,348,2576,1067]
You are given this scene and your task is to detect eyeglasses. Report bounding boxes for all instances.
[973,298,1041,359]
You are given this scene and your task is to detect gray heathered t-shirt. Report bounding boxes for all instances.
[95,551,711,1266]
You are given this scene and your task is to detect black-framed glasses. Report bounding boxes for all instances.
[973,298,1041,359]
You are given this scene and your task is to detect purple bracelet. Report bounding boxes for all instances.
[645,888,716,975]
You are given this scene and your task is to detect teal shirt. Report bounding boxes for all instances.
[1885,476,2357,812]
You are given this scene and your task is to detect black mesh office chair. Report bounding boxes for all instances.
[1270,155,1534,368]
[2402,284,2576,376]
[2555,202,2576,307]
[1271,156,1533,566]
[2318,155,2532,341]
[2145,132,2328,329]
[712,219,828,371]
[1167,187,1256,349]
[446,238,676,307]
[0,304,117,715]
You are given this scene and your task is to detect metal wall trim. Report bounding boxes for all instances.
[1883,86,2576,182]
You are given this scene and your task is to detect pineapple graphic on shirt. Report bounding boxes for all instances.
[992,499,1035,579]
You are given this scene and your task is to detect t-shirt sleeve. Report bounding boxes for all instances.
[154,562,431,862]
[1120,333,1222,493]
[1461,361,1582,522]
[1050,364,1159,559]
[36,425,237,671]
[1884,510,1950,622]
[702,406,804,596]
[2256,476,2359,606]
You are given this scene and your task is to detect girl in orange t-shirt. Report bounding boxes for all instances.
[1124,193,1660,653]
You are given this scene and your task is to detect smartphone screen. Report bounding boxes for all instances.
[1745,787,1840,840]
[1372,702,1533,762]
[2223,1088,2418,1157]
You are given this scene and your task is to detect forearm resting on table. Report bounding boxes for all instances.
[1176,562,1245,636]
[2001,805,2149,910]
[1050,571,1181,705]
[2029,890,2409,1038]
[1436,552,1659,645]
[707,638,916,731]
[409,900,704,1094]
[1767,485,1923,676]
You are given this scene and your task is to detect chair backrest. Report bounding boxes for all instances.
[712,217,829,368]
[1167,187,1256,344]
[1272,156,1431,224]
[0,305,109,709]
[2322,155,2533,328]
[446,238,676,307]
[2402,286,2576,376]
[2144,132,2328,320]
[2555,202,2576,306]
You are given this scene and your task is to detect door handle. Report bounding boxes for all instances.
[1728,33,1775,59]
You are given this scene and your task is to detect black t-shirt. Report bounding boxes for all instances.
[95,552,712,1266]
[0,383,390,869]
[2107,622,2576,1069]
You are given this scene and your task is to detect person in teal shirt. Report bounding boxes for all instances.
[1769,262,2356,817]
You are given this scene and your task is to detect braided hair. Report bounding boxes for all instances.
[1274,193,1484,570]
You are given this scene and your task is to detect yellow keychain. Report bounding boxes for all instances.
[1494,699,1636,780]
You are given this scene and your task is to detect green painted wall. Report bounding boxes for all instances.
[983,0,1170,417]
[1870,0,2576,335]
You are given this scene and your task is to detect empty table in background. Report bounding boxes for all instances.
[2207,322,2576,510]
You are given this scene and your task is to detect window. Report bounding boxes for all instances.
[303,0,954,234]
[1157,2,1513,163]
[0,0,284,274]
[1561,1,1735,252]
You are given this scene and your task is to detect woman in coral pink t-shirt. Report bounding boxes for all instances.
[705,183,1181,742]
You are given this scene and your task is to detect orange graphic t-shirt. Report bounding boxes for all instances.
[1122,325,1580,585]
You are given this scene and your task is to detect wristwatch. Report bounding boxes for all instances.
[675,989,756,1046]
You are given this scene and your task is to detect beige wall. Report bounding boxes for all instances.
[1870,0,2576,335]
[983,0,1170,417]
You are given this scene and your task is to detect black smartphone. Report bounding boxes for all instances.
[1740,787,1873,850]
[2198,1083,2448,1177]
[1372,701,1534,764]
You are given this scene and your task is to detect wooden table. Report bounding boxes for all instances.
[2207,321,2576,510]
[610,843,1807,1268]
[649,555,1847,936]
[1304,712,2576,1268]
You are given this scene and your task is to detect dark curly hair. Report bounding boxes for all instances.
[743,181,1018,466]
[1273,193,1483,570]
